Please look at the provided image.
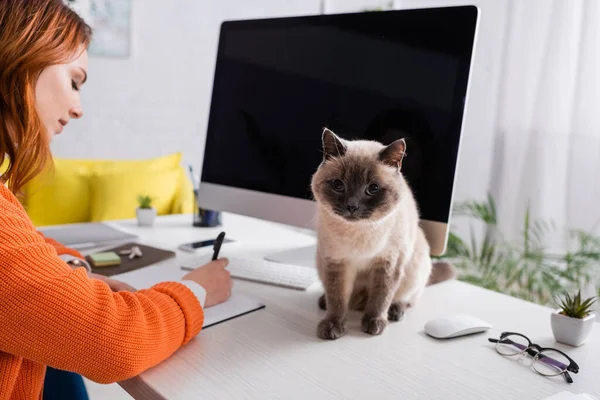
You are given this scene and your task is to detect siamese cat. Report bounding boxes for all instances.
[311,128,454,340]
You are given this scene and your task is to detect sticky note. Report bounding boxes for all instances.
[89,252,121,267]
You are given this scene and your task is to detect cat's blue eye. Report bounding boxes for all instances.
[366,183,380,196]
[331,179,345,192]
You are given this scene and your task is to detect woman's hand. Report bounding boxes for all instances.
[182,258,232,307]
[87,272,137,292]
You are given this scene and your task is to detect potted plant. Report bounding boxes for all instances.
[551,290,597,347]
[136,194,156,227]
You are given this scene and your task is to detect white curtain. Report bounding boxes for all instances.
[491,0,600,242]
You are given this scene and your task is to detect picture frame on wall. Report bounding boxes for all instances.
[65,0,132,57]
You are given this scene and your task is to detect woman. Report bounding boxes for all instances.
[0,1,232,398]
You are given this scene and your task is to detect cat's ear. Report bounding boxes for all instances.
[379,138,406,171]
[322,128,347,160]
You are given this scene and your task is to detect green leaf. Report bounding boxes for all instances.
[137,194,153,209]
[555,290,597,318]
[469,224,479,265]
[445,232,470,259]
[487,193,497,225]
[453,194,497,225]
[459,275,484,285]
[446,194,600,308]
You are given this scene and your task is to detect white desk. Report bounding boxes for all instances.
[103,214,599,399]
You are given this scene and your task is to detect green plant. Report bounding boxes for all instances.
[555,290,597,319]
[137,194,154,209]
[440,193,600,306]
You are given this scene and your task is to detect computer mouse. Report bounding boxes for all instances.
[424,315,492,339]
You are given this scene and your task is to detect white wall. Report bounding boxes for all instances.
[52,0,321,175]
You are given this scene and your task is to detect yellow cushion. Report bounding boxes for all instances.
[24,161,91,226]
[57,152,182,175]
[89,168,181,222]
[0,158,8,175]
[23,152,186,226]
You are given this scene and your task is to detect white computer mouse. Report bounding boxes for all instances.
[424,315,492,339]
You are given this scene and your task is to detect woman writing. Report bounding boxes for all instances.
[0,1,232,398]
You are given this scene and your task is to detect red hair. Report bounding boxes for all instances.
[0,0,92,195]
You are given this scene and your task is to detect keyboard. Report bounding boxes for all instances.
[180,255,320,290]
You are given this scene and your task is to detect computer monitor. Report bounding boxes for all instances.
[198,6,479,265]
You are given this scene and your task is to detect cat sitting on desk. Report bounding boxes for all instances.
[310,128,455,340]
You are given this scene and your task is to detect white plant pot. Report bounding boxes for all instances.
[136,207,156,227]
[551,310,595,347]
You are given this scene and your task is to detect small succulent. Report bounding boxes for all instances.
[555,290,597,319]
[137,194,154,209]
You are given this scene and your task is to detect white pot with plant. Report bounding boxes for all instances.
[551,290,597,347]
[136,194,156,227]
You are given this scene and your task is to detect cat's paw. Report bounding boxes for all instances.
[318,294,327,310]
[361,315,388,335]
[387,302,404,321]
[317,318,346,340]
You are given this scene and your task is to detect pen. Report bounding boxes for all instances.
[212,231,226,261]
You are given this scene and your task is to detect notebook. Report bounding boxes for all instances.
[40,222,138,250]
[203,293,265,329]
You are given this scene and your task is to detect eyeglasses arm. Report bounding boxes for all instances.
[536,352,570,372]
[563,371,573,384]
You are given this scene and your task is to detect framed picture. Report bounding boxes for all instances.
[65,0,132,57]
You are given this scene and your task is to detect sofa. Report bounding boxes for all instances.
[2,152,194,227]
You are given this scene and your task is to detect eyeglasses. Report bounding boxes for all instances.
[488,332,579,383]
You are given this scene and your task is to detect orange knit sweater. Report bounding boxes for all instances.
[0,184,204,399]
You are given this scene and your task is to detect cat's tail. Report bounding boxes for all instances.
[427,261,457,285]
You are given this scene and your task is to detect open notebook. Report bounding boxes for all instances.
[111,262,265,329]
[203,293,265,328]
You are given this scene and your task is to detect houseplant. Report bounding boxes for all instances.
[551,290,596,346]
[136,194,156,227]
[438,194,600,307]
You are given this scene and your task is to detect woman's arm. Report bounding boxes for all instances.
[0,188,204,384]
[36,228,138,291]
[36,222,208,298]
[36,230,85,260]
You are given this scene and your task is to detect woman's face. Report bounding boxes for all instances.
[35,47,88,141]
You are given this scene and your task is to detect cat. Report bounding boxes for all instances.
[310,128,455,340]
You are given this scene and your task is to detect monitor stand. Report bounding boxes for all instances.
[264,245,317,268]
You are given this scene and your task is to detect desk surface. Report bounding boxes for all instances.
[105,214,599,400]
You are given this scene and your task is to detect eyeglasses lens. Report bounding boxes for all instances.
[496,334,529,356]
[533,350,570,376]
